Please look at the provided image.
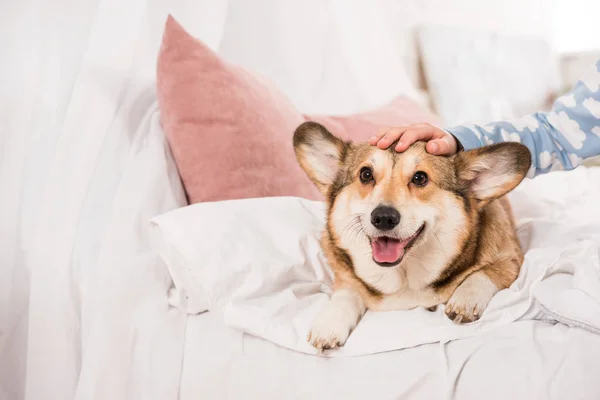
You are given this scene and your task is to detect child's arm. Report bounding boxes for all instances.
[371,60,600,178]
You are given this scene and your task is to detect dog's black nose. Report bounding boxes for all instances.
[371,206,400,231]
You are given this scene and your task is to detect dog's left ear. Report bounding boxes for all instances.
[293,121,349,196]
[455,142,531,207]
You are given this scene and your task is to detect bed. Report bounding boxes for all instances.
[180,315,600,399]
[3,1,600,399]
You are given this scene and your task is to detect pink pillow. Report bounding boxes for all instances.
[156,16,441,204]
[308,97,441,142]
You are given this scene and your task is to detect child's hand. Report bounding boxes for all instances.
[368,123,459,156]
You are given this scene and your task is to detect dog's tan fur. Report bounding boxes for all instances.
[294,122,531,351]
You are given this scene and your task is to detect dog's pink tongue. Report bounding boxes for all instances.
[372,237,406,264]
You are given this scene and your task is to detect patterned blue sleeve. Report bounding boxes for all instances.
[446,60,600,178]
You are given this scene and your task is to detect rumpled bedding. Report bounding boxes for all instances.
[151,166,600,356]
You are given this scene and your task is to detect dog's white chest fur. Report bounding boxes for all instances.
[352,249,404,293]
[353,254,440,310]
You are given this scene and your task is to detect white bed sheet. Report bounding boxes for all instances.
[180,313,600,400]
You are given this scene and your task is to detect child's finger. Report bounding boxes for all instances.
[394,127,436,151]
[376,127,408,149]
[425,138,453,155]
[368,128,388,145]
[368,126,399,145]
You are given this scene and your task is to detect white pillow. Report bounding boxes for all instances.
[150,197,334,355]
[150,197,331,315]
[418,25,561,126]
[148,195,579,357]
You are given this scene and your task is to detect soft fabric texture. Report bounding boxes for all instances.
[156,16,440,204]
[150,166,600,357]
[447,60,600,178]
[180,313,600,400]
[309,96,441,141]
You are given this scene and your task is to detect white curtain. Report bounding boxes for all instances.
[0,1,211,398]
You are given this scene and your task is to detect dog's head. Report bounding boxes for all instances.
[293,121,530,270]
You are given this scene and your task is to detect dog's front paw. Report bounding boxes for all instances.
[445,283,495,324]
[444,271,499,324]
[307,307,355,351]
[445,298,485,324]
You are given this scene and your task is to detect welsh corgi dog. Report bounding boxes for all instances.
[293,121,531,351]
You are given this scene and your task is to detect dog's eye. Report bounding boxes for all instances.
[411,171,428,186]
[359,167,374,183]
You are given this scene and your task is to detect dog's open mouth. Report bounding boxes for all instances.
[371,224,425,267]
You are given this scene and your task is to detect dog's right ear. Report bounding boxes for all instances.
[454,142,531,208]
[293,122,348,195]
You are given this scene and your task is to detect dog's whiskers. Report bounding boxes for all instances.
[433,232,446,254]
[342,214,367,246]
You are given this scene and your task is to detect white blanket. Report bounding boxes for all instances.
[151,166,600,356]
